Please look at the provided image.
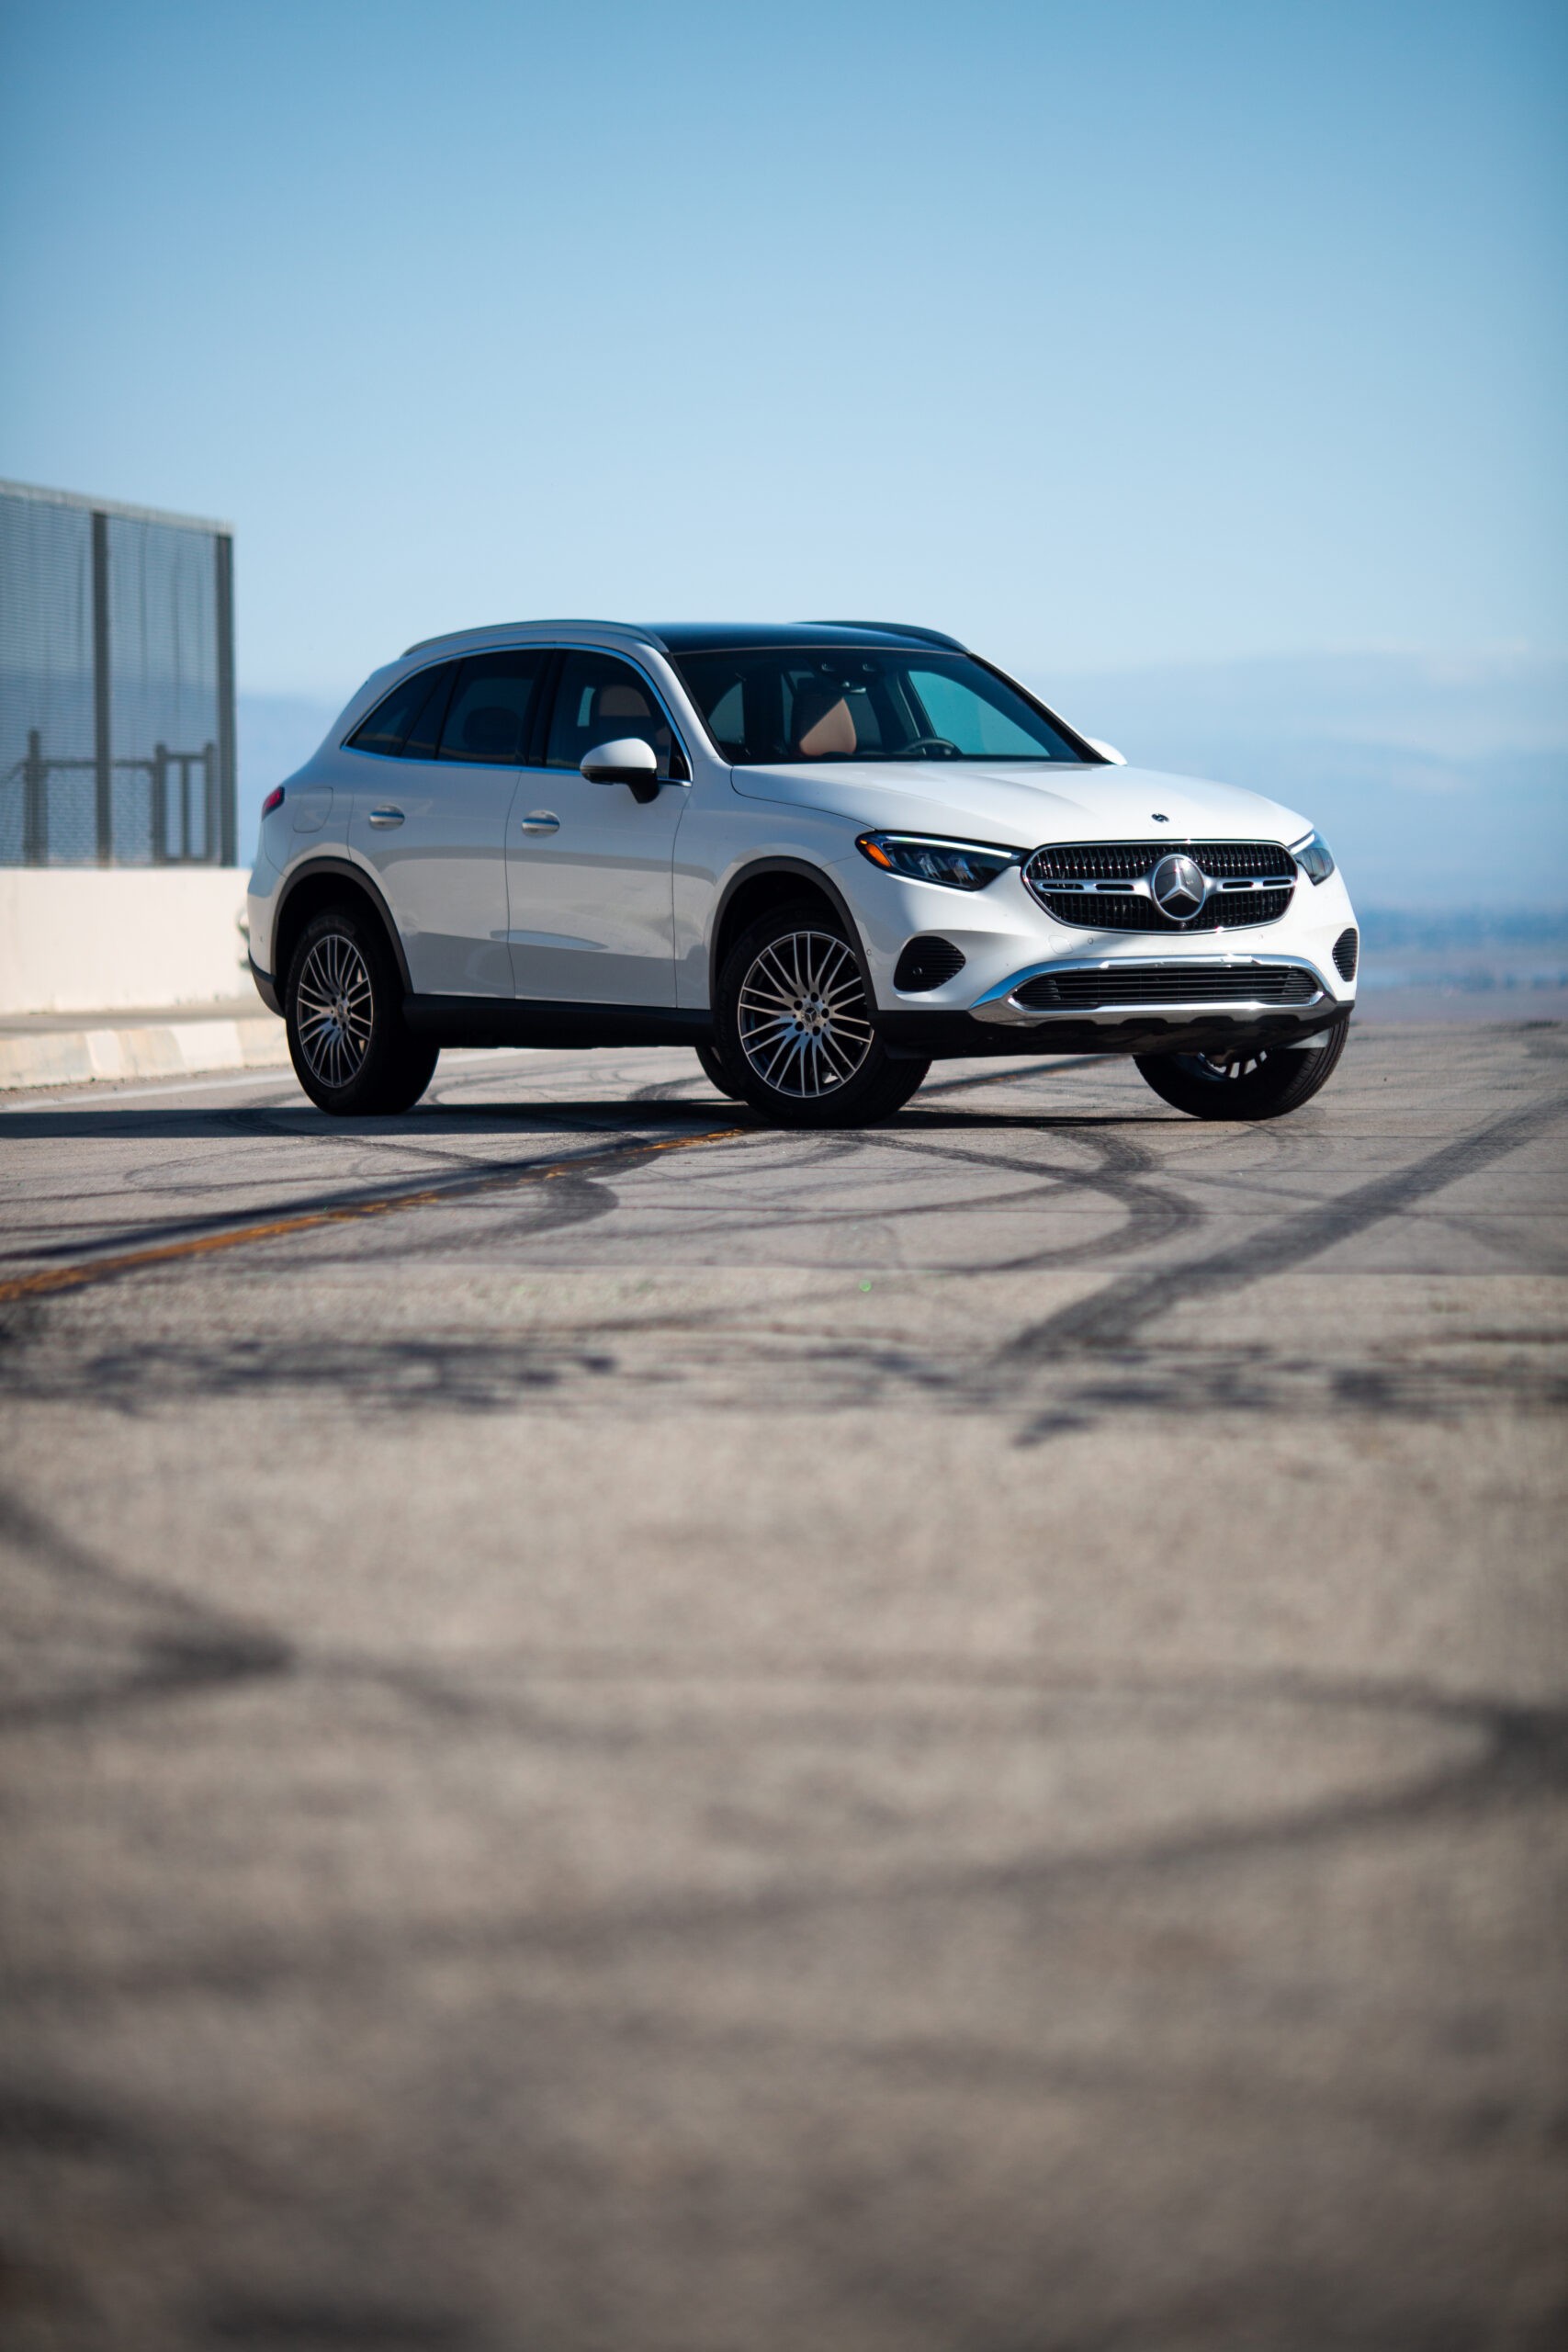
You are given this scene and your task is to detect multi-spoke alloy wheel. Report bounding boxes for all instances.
[283,905,439,1115]
[294,931,374,1090]
[716,901,930,1127]
[737,928,874,1099]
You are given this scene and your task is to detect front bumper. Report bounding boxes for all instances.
[877,953,1349,1060]
[838,851,1357,1057]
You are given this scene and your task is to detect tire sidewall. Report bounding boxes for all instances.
[694,1039,742,1100]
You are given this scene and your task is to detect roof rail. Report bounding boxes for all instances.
[400,617,666,658]
[801,619,968,651]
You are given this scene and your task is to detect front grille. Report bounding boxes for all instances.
[1333,926,1359,981]
[1025,839,1296,933]
[894,935,966,992]
[1032,886,1296,933]
[1014,963,1321,1011]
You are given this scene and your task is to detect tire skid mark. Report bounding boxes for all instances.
[0,1487,292,1729]
[1003,1090,1568,1365]
[0,1122,748,1306]
[873,1126,1202,1271]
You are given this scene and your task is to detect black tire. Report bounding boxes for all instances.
[716,899,930,1127]
[284,905,439,1116]
[1134,1015,1351,1121]
[694,1039,742,1099]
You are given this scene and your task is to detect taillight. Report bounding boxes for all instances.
[262,786,285,817]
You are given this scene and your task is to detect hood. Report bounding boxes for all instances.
[730,759,1311,848]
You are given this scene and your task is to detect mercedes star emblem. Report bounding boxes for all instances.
[1150,852,1207,921]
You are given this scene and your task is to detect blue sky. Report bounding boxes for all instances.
[2,0,1563,698]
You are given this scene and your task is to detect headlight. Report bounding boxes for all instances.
[855,831,1018,891]
[1292,830,1336,885]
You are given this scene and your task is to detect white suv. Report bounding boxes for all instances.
[246,620,1359,1125]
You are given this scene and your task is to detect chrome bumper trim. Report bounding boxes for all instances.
[968,953,1337,1029]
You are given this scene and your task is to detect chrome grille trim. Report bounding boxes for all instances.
[1024,839,1297,932]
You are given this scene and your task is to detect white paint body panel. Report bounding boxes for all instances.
[346,752,515,997]
[505,762,685,1005]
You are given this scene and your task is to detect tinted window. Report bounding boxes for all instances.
[437,650,547,765]
[402,662,457,758]
[545,651,682,779]
[671,647,1090,764]
[347,662,453,757]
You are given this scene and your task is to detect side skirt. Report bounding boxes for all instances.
[403,996,714,1051]
[404,998,1345,1062]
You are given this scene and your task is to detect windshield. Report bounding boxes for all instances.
[669,646,1094,765]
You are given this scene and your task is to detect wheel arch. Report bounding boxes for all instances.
[710,858,874,1009]
[273,859,412,999]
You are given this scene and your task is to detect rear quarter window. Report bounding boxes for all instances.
[347,663,456,757]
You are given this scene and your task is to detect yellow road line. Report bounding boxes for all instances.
[0,1125,748,1306]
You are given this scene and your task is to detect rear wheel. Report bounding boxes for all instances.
[285,906,438,1115]
[1134,1015,1350,1120]
[716,900,929,1127]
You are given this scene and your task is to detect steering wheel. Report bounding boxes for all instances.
[898,735,962,757]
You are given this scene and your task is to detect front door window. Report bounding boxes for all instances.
[545,651,684,780]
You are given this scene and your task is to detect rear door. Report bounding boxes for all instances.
[504,649,688,1005]
[346,650,547,996]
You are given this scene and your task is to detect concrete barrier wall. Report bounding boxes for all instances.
[0,869,254,1013]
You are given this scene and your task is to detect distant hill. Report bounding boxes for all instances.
[239,652,1568,915]
[1039,651,1567,911]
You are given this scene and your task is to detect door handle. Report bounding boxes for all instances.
[518,811,560,833]
[367,806,405,828]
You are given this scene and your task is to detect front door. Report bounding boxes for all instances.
[505,650,688,1006]
[347,650,547,996]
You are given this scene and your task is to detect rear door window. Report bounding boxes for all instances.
[437,650,548,765]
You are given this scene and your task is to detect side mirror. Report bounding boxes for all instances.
[1085,737,1126,766]
[581,738,660,802]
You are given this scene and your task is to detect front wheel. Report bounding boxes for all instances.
[285,906,439,1115]
[716,901,930,1127]
[694,1040,742,1100]
[1134,1016,1351,1121]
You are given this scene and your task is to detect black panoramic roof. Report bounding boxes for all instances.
[645,620,967,655]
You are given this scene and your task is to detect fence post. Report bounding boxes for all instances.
[152,744,168,864]
[202,741,218,863]
[92,510,112,864]
[23,728,47,865]
[215,534,236,865]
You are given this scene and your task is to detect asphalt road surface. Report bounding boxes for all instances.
[1,1020,1564,2352]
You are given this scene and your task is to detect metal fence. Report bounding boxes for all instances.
[0,481,236,865]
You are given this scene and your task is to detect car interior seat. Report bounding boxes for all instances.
[792,680,857,758]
